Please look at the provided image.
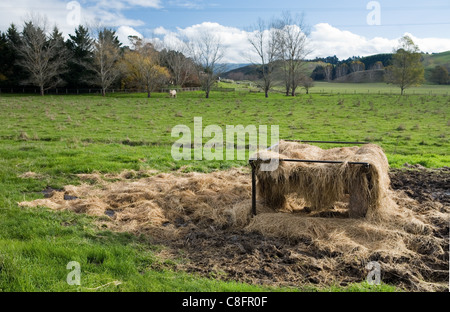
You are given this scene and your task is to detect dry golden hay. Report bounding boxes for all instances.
[19,168,254,237]
[252,141,391,219]
[18,166,448,291]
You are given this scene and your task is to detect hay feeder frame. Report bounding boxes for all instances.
[249,140,371,216]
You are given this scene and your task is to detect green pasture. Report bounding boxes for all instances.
[0,89,448,292]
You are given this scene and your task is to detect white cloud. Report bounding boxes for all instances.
[153,26,170,36]
[308,23,450,59]
[1,2,449,63]
[116,25,143,45]
[0,0,68,32]
[167,0,206,9]
[308,23,396,59]
[404,32,450,55]
[149,22,450,63]
[0,0,150,36]
[124,0,161,8]
[152,22,257,63]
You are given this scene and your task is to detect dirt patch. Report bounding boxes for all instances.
[19,167,449,292]
[390,166,449,206]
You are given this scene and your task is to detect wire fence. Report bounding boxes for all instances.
[0,87,124,95]
[0,86,447,96]
[0,87,238,95]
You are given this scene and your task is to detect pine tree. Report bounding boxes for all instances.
[65,25,94,88]
[1,24,27,87]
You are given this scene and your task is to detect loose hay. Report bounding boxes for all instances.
[18,165,449,291]
[253,141,391,219]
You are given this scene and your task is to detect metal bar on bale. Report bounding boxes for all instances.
[250,161,257,216]
[284,140,370,145]
[249,140,371,217]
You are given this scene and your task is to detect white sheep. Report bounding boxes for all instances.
[169,90,177,98]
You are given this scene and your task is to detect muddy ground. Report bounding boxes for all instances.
[150,167,449,292]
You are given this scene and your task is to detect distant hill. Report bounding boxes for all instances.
[221,51,450,84]
[221,64,262,80]
[423,51,450,69]
[334,69,385,83]
[422,51,450,81]
[222,60,321,81]
[217,63,251,75]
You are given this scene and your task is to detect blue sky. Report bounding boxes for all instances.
[133,0,450,38]
[1,0,450,62]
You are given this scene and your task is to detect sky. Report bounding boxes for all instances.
[1,0,450,63]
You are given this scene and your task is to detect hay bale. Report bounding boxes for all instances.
[252,141,391,218]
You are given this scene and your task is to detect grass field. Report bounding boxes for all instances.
[0,89,448,292]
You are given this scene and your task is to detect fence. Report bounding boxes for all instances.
[160,87,201,93]
[309,89,449,96]
[0,86,447,96]
[0,87,204,95]
[0,87,128,95]
[0,87,218,95]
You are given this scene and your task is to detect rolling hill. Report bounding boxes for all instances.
[221,51,450,84]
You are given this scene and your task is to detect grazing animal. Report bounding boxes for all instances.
[170,90,177,98]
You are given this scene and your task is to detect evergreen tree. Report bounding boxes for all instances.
[1,24,27,87]
[65,25,94,88]
[0,31,9,83]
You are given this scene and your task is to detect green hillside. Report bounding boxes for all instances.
[422,51,450,82]
[423,51,450,69]
[223,51,450,85]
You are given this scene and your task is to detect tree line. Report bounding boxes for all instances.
[310,45,449,90]
[245,13,443,96]
[0,19,206,97]
[0,14,447,98]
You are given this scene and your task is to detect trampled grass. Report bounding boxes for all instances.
[0,90,448,292]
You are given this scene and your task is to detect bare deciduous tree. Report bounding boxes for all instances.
[248,18,278,98]
[161,42,195,88]
[335,63,349,78]
[90,28,121,96]
[187,31,225,98]
[15,19,69,96]
[323,64,333,82]
[274,12,310,96]
[300,75,314,94]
